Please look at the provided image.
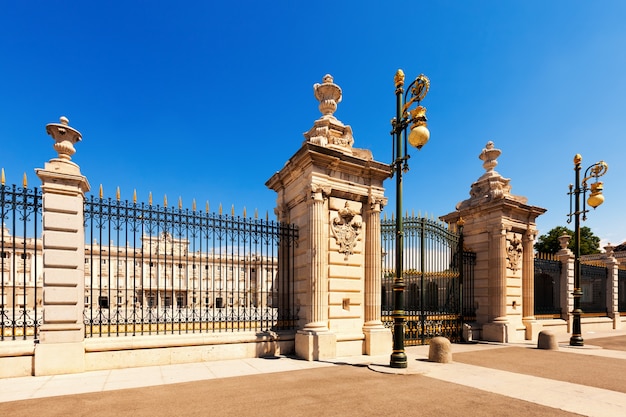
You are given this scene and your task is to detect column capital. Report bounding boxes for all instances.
[310,184,331,202]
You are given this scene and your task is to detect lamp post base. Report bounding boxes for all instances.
[390,351,408,369]
[569,335,584,347]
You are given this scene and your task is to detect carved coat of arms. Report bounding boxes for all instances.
[331,203,362,260]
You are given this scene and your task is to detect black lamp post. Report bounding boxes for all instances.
[389,69,430,368]
[567,154,608,347]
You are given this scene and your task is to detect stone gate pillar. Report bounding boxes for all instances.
[441,141,545,342]
[34,117,90,375]
[266,75,392,360]
[603,245,621,329]
[556,235,574,333]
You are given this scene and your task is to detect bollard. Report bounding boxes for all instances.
[428,337,453,363]
[537,330,559,350]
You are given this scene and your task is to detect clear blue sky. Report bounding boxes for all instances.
[2,1,625,247]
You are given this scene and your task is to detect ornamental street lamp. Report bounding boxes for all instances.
[389,69,430,368]
[567,154,608,347]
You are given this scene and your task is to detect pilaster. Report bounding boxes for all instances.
[522,229,540,339]
[363,196,391,355]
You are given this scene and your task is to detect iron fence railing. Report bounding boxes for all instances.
[0,183,42,341]
[534,255,562,317]
[380,215,471,345]
[83,195,299,337]
[580,263,608,315]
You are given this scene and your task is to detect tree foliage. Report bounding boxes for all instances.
[534,226,601,255]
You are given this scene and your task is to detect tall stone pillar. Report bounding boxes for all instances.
[266,75,391,360]
[557,235,574,333]
[34,117,90,375]
[441,141,545,342]
[603,245,621,329]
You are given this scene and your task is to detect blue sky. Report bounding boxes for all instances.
[2,1,625,247]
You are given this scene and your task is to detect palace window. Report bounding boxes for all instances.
[98,296,109,309]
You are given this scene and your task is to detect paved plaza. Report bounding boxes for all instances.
[1,331,625,416]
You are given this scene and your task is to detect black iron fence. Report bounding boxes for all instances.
[1,180,299,341]
[534,254,562,317]
[83,194,299,337]
[0,182,42,341]
[580,263,608,315]
[380,215,473,345]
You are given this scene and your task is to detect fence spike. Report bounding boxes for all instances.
[99,184,103,199]
[206,200,209,213]
[149,192,153,206]
[192,199,197,212]
[243,207,247,218]
[164,194,168,207]
[1,168,5,186]
[21,173,27,188]
[133,189,137,204]
[219,203,223,215]
[418,210,421,218]
[116,187,120,201]
[254,208,259,219]
[231,204,235,217]
[265,210,269,221]
[178,196,182,210]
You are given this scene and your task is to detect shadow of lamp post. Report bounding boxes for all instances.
[567,154,608,347]
[389,69,430,368]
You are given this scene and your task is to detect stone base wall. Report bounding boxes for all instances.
[0,332,295,379]
[465,316,625,343]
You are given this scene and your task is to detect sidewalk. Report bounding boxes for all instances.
[1,330,625,416]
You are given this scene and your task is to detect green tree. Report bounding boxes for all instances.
[534,226,601,255]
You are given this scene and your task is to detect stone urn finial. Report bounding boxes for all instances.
[479,141,501,173]
[46,116,82,161]
[558,234,571,251]
[313,74,342,118]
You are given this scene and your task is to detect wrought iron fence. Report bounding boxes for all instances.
[461,251,477,320]
[380,215,472,345]
[580,263,608,315]
[0,183,42,341]
[534,255,562,317]
[83,195,299,337]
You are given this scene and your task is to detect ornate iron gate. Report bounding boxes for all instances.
[381,215,471,345]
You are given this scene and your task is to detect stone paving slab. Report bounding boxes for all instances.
[1,332,626,415]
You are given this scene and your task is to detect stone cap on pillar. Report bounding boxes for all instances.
[303,74,372,160]
[456,141,528,210]
[440,141,546,229]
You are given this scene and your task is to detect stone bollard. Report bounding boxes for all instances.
[537,330,559,350]
[428,337,452,363]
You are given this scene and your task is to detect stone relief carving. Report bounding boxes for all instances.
[331,202,362,260]
[506,233,523,272]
